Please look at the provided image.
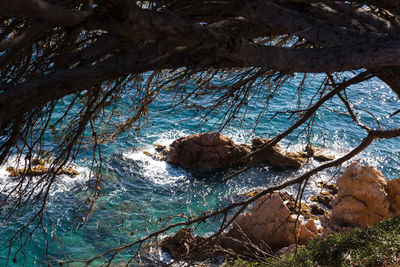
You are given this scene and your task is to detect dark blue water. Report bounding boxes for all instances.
[0,74,399,266]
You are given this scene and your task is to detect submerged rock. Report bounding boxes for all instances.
[225,193,318,252]
[166,132,251,170]
[331,162,391,226]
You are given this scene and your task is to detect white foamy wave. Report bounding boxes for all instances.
[222,127,256,144]
[123,130,192,185]
[48,164,90,197]
[124,149,189,186]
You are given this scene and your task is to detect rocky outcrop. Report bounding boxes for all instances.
[331,162,391,226]
[154,133,335,171]
[166,132,251,170]
[6,159,79,177]
[161,162,400,262]
[225,193,318,251]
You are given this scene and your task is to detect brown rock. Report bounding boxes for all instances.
[143,151,152,157]
[7,165,48,177]
[167,133,332,171]
[317,182,338,195]
[154,144,169,160]
[304,145,317,157]
[160,228,195,258]
[6,166,18,177]
[268,149,306,169]
[57,167,79,176]
[142,151,163,161]
[310,204,326,216]
[279,191,296,203]
[154,144,167,152]
[387,177,400,216]
[299,219,318,244]
[282,193,313,219]
[303,145,335,162]
[313,153,335,162]
[227,193,317,251]
[143,147,169,161]
[331,162,391,226]
[310,191,334,208]
[251,138,305,169]
[251,137,271,148]
[160,228,221,260]
[28,165,48,175]
[31,158,45,166]
[166,132,251,169]
[6,164,79,177]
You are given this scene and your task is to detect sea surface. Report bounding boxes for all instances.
[0,73,399,266]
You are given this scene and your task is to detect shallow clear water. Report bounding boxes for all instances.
[0,74,399,266]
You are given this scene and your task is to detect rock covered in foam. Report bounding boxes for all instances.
[331,162,391,226]
[6,158,79,177]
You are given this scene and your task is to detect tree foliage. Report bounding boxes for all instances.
[0,0,400,265]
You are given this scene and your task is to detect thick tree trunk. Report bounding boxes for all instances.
[0,0,400,128]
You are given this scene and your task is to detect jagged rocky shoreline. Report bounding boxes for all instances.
[143,132,400,261]
[146,131,334,171]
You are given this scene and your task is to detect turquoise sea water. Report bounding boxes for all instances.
[0,74,399,266]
